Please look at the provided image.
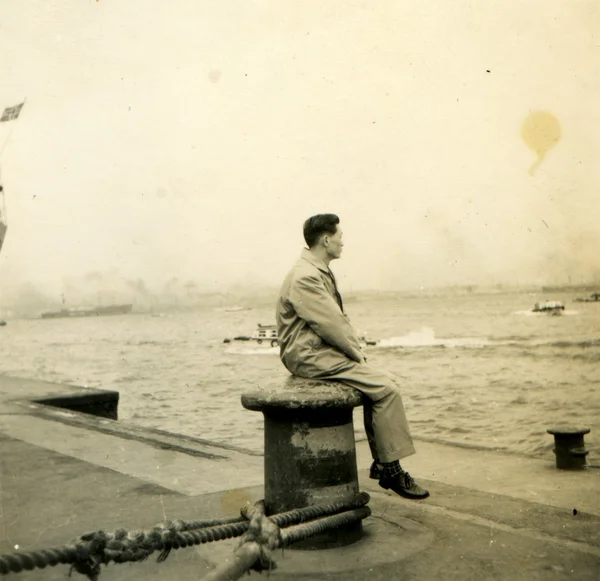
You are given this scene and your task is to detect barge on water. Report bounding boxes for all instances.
[532,300,565,315]
[224,324,280,347]
[574,292,600,303]
[41,304,133,319]
[224,324,378,348]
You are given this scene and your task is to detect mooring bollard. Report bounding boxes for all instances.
[547,427,590,470]
[241,376,364,549]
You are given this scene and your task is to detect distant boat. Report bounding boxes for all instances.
[532,300,565,315]
[224,323,280,347]
[224,324,378,347]
[574,293,600,303]
[0,320,6,326]
[41,304,133,319]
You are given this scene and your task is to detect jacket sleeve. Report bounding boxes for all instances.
[289,272,365,363]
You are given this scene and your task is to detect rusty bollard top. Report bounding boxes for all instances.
[547,427,590,436]
[241,376,363,413]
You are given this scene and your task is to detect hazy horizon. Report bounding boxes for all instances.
[2,267,598,318]
[1,1,599,303]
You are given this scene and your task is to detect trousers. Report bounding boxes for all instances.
[316,362,416,463]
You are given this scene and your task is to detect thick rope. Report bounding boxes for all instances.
[0,522,250,578]
[0,493,370,578]
[238,500,280,573]
[201,505,372,581]
[201,543,263,581]
[269,492,369,529]
[280,507,372,547]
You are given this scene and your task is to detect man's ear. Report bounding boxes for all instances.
[322,235,329,246]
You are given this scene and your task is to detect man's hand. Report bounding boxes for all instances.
[358,345,367,364]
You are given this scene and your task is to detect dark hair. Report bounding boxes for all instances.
[303,214,339,248]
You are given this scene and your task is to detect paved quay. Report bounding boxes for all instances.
[0,374,599,580]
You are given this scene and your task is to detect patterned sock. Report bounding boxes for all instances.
[381,460,403,477]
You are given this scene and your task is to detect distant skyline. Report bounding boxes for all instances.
[1,1,599,301]
[1,266,598,316]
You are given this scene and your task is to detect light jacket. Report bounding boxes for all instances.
[276,249,365,378]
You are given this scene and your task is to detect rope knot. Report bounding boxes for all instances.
[156,519,183,563]
[238,500,281,572]
[69,531,110,581]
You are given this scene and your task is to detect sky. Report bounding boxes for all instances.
[1,0,599,303]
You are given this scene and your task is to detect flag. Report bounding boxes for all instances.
[0,102,25,122]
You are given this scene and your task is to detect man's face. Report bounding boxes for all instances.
[325,227,344,260]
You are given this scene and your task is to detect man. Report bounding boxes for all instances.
[276,213,429,500]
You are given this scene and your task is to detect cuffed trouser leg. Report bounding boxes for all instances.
[319,362,416,463]
[369,387,415,462]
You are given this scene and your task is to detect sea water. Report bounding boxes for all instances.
[1,290,598,461]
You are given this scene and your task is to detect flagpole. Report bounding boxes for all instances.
[0,125,15,162]
[0,98,26,250]
[0,98,26,160]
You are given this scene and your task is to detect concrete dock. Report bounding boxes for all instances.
[0,374,598,580]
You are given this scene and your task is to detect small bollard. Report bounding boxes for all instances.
[547,427,590,470]
[241,376,364,549]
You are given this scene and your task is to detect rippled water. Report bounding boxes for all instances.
[1,290,599,462]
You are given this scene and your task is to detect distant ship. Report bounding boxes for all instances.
[223,323,280,347]
[223,323,377,347]
[41,304,133,319]
[532,300,565,315]
[574,293,600,303]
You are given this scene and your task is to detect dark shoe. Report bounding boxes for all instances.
[369,461,383,480]
[379,471,430,500]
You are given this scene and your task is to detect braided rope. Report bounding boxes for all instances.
[0,547,79,573]
[280,507,372,547]
[269,492,369,529]
[237,500,280,572]
[202,504,372,581]
[0,521,250,578]
[201,543,264,581]
[164,516,245,532]
[0,493,371,579]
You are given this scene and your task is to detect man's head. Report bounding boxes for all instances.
[303,213,343,262]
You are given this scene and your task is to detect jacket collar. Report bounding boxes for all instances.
[301,248,331,274]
